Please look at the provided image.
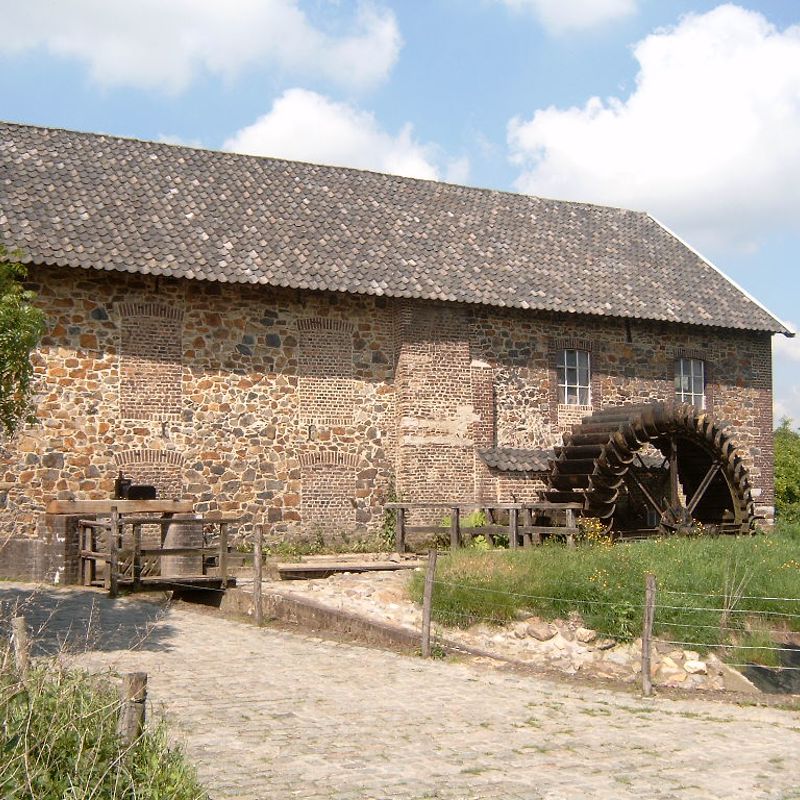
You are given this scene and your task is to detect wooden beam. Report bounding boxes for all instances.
[686,462,722,515]
[669,435,680,509]
[623,469,664,517]
[47,499,193,515]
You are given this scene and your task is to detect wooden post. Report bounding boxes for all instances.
[81,524,91,586]
[641,573,657,697]
[11,616,30,682]
[117,672,148,746]
[132,523,142,591]
[566,507,577,549]
[253,524,263,626]
[421,549,438,658]
[218,523,229,588]
[450,506,460,551]
[509,506,519,550]
[109,507,119,599]
[395,506,406,554]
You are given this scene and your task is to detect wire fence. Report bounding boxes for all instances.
[417,552,800,694]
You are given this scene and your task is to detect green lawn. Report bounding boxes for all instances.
[409,524,800,663]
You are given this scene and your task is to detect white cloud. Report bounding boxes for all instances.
[498,0,637,34]
[224,88,449,181]
[2,0,400,92]
[508,5,800,250]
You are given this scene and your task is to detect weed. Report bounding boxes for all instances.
[0,660,205,799]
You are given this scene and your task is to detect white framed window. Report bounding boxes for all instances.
[557,349,591,405]
[675,357,705,408]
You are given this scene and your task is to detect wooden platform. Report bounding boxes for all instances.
[277,560,425,581]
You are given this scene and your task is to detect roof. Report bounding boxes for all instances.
[479,448,554,473]
[0,121,790,335]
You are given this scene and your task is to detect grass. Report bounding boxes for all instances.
[409,524,800,663]
[0,658,206,799]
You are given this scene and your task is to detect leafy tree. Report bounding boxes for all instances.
[775,417,800,522]
[0,246,45,436]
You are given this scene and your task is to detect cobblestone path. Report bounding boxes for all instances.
[3,584,800,800]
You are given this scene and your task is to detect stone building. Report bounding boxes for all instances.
[0,122,791,573]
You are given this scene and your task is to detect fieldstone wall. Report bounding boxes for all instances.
[0,264,776,575]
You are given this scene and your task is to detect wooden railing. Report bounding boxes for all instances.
[78,507,242,597]
[384,502,583,553]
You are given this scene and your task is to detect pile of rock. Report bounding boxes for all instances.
[263,568,759,694]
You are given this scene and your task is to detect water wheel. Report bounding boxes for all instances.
[546,402,755,535]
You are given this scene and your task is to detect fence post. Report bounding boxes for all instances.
[117,672,148,746]
[450,507,460,551]
[566,507,577,548]
[11,616,30,682]
[509,506,519,550]
[218,523,229,588]
[641,573,657,697]
[253,524,263,626]
[132,523,142,591]
[109,507,120,599]
[421,549,438,658]
[395,506,406,554]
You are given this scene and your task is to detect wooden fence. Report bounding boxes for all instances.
[385,501,582,553]
[79,508,241,597]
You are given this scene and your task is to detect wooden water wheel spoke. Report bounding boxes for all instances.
[545,402,754,534]
[623,468,664,517]
[686,462,722,515]
[669,435,679,509]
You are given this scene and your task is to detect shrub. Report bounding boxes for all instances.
[775,418,800,523]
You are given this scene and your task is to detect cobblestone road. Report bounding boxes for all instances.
[3,584,800,800]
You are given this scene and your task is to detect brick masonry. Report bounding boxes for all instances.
[0,264,776,573]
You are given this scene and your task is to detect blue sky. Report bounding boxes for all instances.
[2,0,798,421]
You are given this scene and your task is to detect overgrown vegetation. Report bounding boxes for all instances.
[775,417,800,523]
[0,246,45,437]
[409,525,800,662]
[0,658,206,799]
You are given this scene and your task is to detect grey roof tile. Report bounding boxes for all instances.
[479,448,554,473]
[0,121,789,334]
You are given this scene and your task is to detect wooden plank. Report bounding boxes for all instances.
[642,573,657,697]
[421,550,437,658]
[404,525,450,535]
[108,507,119,599]
[462,525,509,534]
[80,549,112,559]
[132,524,142,591]
[523,502,584,511]
[253,525,263,626]
[135,575,227,585]
[47,499,194,514]
[509,506,519,550]
[138,547,217,557]
[395,506,406,554]
[522,526,580,536]
[117,673,147,745]
[277,561,425,576]
[218,523,228,588]
[450,507,460,551]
